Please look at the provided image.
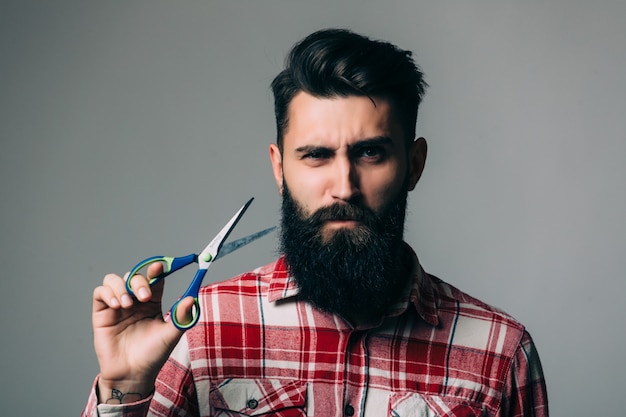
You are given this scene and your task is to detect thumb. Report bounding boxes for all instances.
[166,296,197,332]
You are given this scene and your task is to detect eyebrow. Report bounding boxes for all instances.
[294,136,395,154]
[348,136,394,151]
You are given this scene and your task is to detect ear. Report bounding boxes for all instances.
[407,137,427,191]
[269,143,284,195]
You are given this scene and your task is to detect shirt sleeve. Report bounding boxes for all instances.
[498,330,549,417]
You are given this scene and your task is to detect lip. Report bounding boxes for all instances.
[325,219,361,228]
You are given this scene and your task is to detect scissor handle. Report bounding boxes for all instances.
[125,254,197,297]
[125,254,204,330]
[169,268,207,330]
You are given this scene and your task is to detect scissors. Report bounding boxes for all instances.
[125,197,274,330]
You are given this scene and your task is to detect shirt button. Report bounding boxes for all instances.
[247,398,259,409]
[345,404,355,416]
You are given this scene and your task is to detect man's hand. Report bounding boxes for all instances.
[92,262,195,403]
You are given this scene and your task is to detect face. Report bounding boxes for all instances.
[270,92,426,232]
[269,92,427,323]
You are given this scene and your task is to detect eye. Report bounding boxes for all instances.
[355,145,386,162]
[361,147,381,157]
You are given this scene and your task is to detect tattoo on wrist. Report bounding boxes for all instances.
[105,388,143,404]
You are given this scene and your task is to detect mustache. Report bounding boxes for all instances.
[305,202,378,228]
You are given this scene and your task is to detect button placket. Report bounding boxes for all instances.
[342,330,369,417]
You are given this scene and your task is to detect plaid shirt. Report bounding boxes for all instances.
[84,245,548,416]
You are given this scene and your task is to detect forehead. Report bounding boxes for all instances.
[283,92,404,148]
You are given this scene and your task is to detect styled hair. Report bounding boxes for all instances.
[271,28,427,149]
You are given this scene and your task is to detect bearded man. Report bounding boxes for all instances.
[83,29,548,417]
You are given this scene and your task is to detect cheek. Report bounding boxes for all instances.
[282,166,325,212]
[361,166,407,210]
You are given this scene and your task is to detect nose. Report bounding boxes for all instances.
[330,156,360,202]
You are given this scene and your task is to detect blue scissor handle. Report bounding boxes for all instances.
[125,254,203,330]
[170,267,207,330]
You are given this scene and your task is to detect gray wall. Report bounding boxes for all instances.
[1,1,624,415]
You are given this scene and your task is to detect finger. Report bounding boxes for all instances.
[93,284,120,312]
[103,273,135,308]
[146,261,165,279]
[125,271,152,303]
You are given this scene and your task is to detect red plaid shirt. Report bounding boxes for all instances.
[83,245,548,416]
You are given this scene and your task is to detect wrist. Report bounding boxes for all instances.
[97,378,154,404]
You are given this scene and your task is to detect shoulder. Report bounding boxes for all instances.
[424,272,528,355]
[429,273,520,322]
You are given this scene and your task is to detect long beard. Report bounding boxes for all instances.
[279,183,409,321]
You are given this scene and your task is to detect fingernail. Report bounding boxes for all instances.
[110,298,120,308]
[121,294,133,307]
[138,287,150,300]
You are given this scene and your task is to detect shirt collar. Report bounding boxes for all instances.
[267,256,300,302]
[402,244,440,326]
[267,244,440,326]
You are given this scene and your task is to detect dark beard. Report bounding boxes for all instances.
[280,183,409,322]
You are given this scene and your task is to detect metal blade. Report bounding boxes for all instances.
[214,226,276,261]
[198,198,254,266]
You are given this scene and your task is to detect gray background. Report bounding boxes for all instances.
[1,1,624,415]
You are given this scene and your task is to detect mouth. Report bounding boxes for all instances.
[324,219,362,228]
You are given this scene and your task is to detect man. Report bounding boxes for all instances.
[83,29,548,416]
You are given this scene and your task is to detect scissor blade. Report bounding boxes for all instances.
[214,226,276,261]
[198,198,254,265]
